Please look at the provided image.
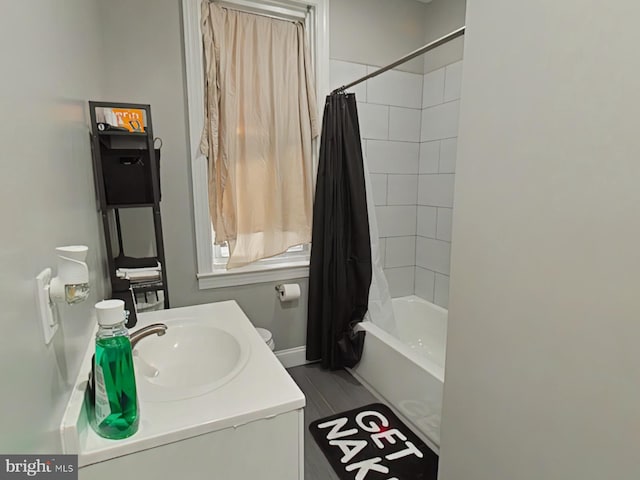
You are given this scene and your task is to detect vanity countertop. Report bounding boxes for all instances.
[60,300,305,467]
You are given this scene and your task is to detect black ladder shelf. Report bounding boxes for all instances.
[89,101,169,311]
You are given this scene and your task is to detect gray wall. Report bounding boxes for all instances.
[98,0,309,350]
[330,0,466,74]
[330,0,430,74]
[0,1,107,452]
[414,0,466,305]
[440,0,640,478]
[98,0,446,351]
[329,1,466,307]
[422,0,466,72]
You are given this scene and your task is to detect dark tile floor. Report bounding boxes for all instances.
[288,363,440,480]
[287,364,378,480]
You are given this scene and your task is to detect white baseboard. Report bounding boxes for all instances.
[275,346,312,369]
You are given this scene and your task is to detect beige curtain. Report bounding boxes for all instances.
[200,2,319,268]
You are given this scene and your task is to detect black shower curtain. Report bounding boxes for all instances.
[306,93,372,370]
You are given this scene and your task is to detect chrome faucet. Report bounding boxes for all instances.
[130,323,168,349]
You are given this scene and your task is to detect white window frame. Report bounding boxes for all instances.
[182,0,329,289]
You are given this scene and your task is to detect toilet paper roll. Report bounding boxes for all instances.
[278,283,301,302]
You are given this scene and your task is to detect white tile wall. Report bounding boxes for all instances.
[385,236,416,268]
[366,140,420,174]
[416,237,451,275]
[367,67,423,109]
[389,107,422,142]
[421,100,460,142]
[415,61,462,307]
[358,102,389,140]
[384,267,415,297]
[434,273,450,308]
[387,175,418,205]
[417,206,437,238]
[376,206,417,237]
[418,174,455,207]
[419,140,440,174]
[444,61,463,103]
[330,59,367,100]
[422,68,445,108]
[414,59,462,304]
[436,208,453,242]
[370,174,388,205]
[329,59,462,302]
[378,237,387,268]
[439,138,458,174]
[415,267,435,301]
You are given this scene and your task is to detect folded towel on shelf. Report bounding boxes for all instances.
[116,263,161,274]
[114,255,159,269]
[116,269,162,282]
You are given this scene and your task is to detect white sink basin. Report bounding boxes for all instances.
[133,317,250,402]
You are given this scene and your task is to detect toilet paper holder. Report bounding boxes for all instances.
[275,283,301,302]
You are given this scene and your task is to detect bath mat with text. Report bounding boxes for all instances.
[309,403,438,480]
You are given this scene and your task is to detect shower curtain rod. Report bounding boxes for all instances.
[331,26,466,94]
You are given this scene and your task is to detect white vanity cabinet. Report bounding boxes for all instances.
[60,301,305,480]
[80,410,303,480]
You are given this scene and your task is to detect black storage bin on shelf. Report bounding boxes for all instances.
[101,148,161,205]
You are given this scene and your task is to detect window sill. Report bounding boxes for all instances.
[197,260,309,289]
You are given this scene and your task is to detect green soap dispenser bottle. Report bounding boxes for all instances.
[91,299,139,439]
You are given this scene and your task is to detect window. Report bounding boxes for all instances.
[182,0,328,288]
[212,236,311,269]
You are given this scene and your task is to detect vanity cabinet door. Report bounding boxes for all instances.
[79,409,303,480]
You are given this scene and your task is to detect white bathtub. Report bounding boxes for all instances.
[349,295,447,450]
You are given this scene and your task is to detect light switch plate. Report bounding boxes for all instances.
[36,268,57,344]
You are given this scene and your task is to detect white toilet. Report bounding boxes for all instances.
[256,327,275,351]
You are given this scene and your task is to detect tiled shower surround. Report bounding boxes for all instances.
[329,58,462,308]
